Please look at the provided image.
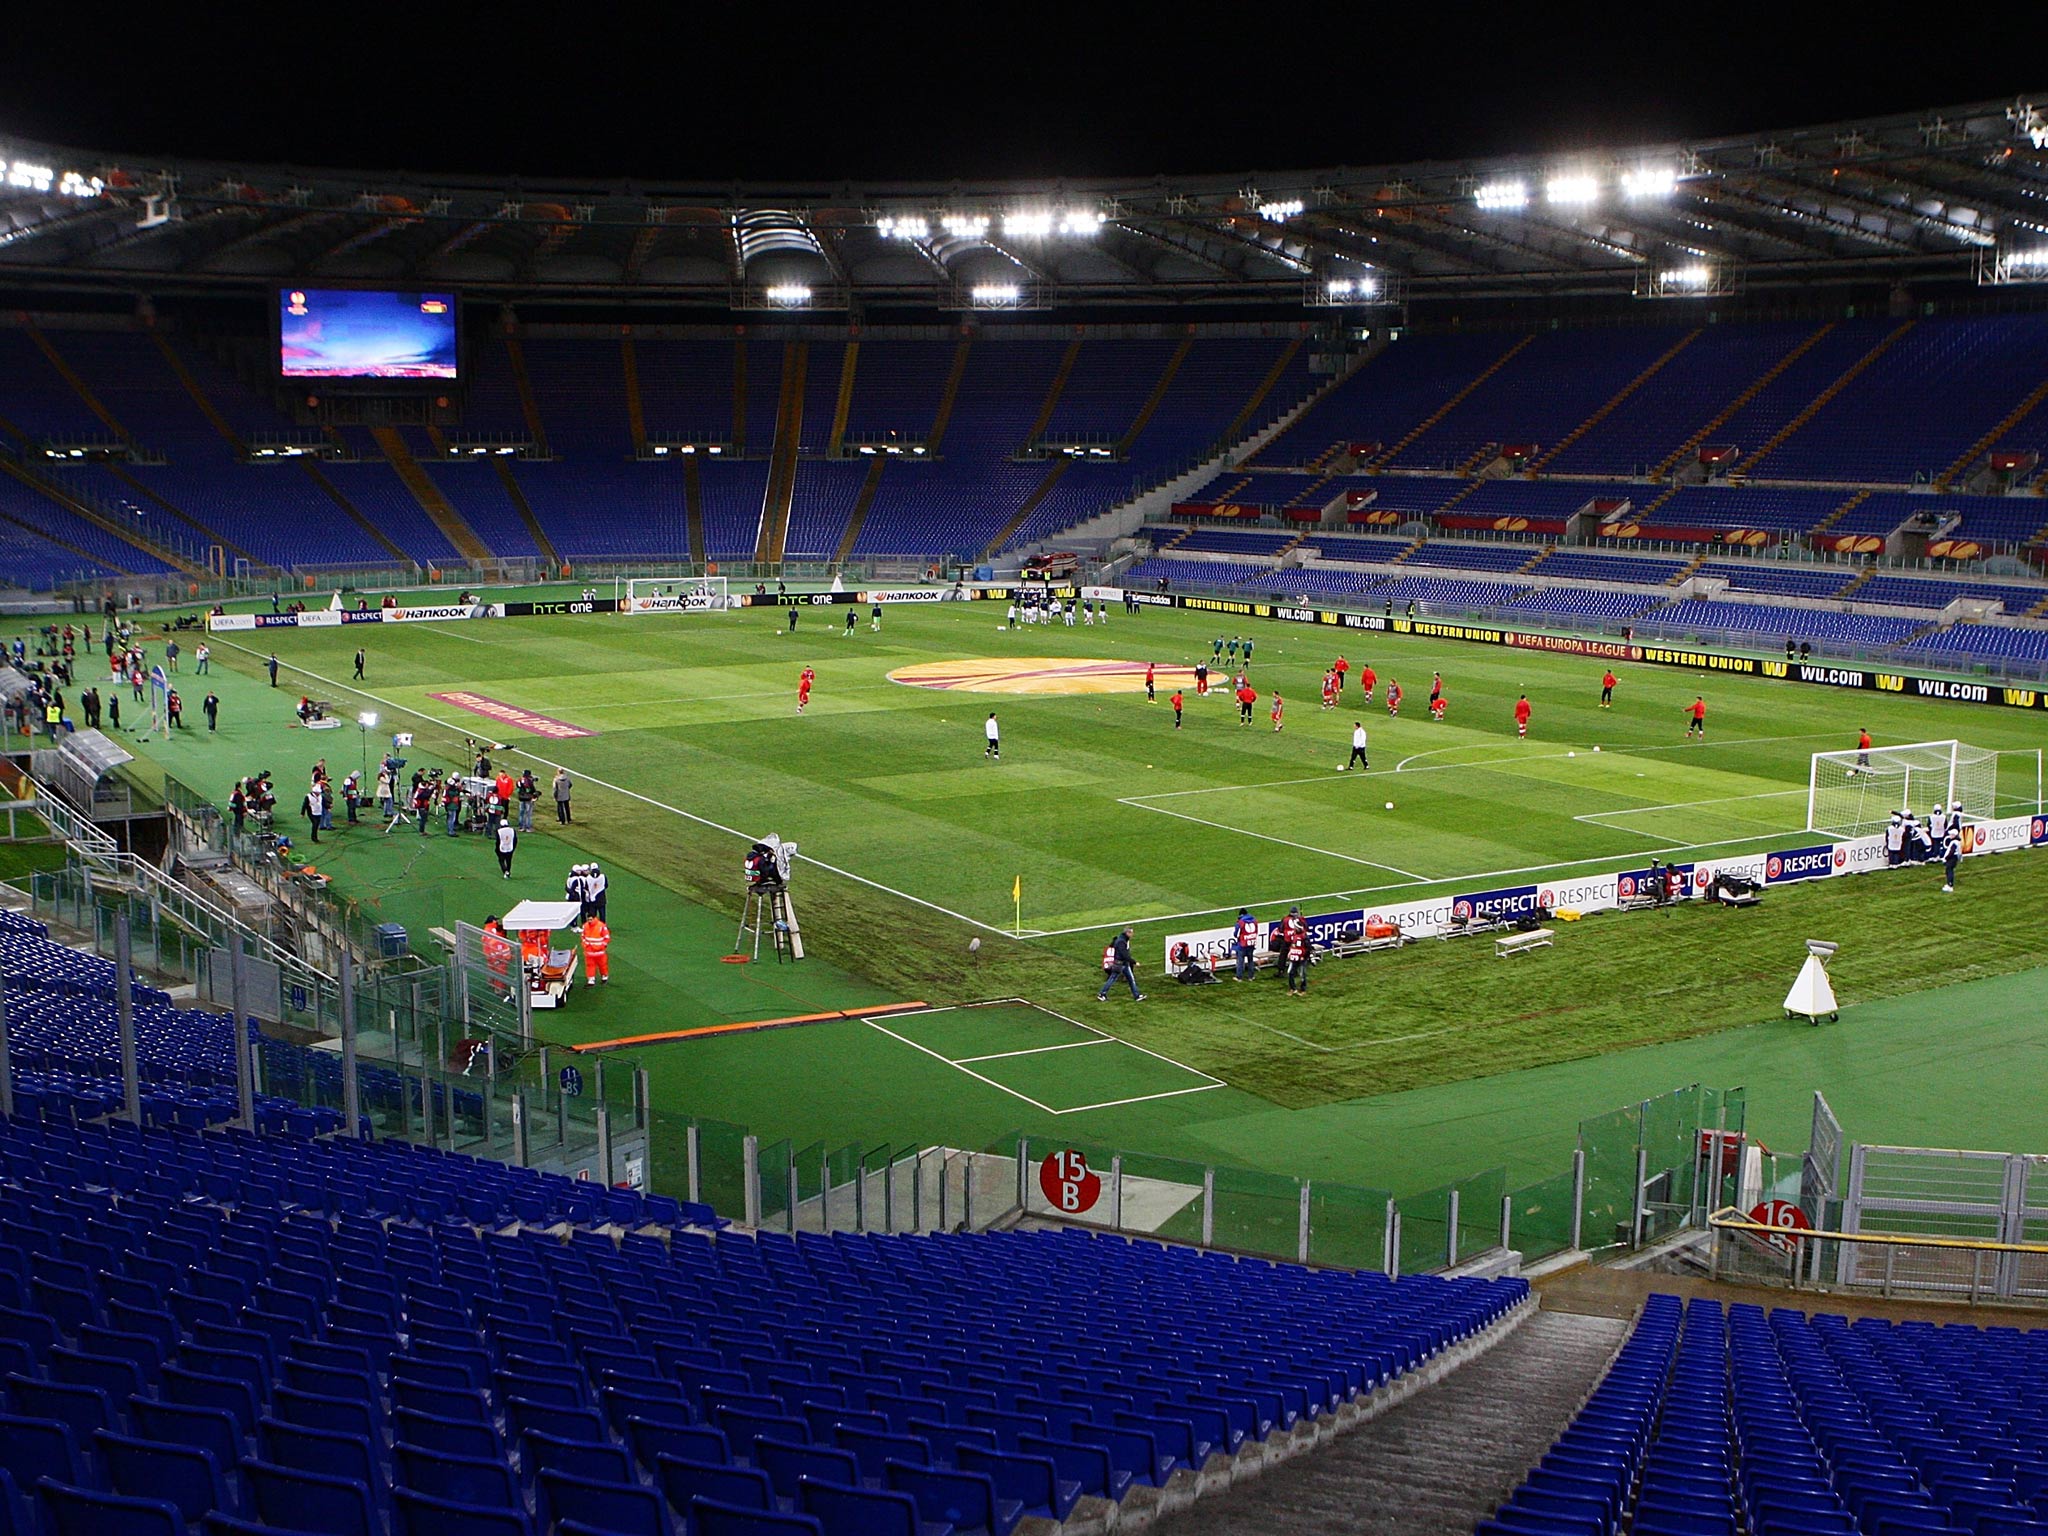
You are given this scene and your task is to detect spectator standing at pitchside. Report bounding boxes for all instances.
[984,712,1001,761]
[553,767,573,824]
[495,819,517,879]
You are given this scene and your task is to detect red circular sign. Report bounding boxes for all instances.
[1039,1149,1102,1215]
[1747,1198,1813,1255]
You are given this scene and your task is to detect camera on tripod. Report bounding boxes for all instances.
[745,834,797,890]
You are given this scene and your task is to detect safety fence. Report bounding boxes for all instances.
[1707,1206,2048,1303]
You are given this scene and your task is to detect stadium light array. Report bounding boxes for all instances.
[942,212,990,238]
[1257,198,1305,221]
[1663,264,1713,289]
[763,283,812,306]
[970,282,1022,306]
[1004,207,1103,238]
[878,214,928,240]
[1474,180,1528,211]
[1546,174,1599,207]
[2005,247,2048,269]
[1622,166,1679,199]
[1325,276,1379,299]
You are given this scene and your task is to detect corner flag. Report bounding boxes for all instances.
[1012,875,1021,936]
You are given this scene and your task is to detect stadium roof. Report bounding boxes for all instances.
[3,96,2046,311]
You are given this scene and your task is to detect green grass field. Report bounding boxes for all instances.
[79,589,2048,1195]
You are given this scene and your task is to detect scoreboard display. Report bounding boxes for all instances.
[279,288,459,380]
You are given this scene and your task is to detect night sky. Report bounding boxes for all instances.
[2,11,2043,185]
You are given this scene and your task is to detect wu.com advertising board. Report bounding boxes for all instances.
[1157,817,2037,968]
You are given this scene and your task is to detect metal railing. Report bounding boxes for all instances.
[1707,1206,2048,1303]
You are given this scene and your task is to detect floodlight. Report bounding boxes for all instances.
[5,161,53,193]
[652,444,668,455]
[1664,264,1713,289]
[942,212,990,238]
[57,171,103,198]
[885,445,902,454]
[763,283,812,306]
[878,214,928,240]
[2006,248,2048,269]
[857,444,876,455]
[1057,208,1104,236]
[1622,166,1678,199]
[1006,209,1055,238]
[679,444,695,454]
[1546,174,1599,206]
[1257,198,1304,221]
[706,445,723,454]
[1475,180,1527,210]
[970,282,1022,306]
[358,712,378,729]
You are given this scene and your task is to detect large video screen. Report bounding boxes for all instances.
[278,288,459,380]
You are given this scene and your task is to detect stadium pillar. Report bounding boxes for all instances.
[1109,1155,1124,1231]
[510,1089,529,1167]
[742,1135,761,1227]
[1297,1182,1311,1265]
[1016,1137,1029,1216]
[1500,1193,1513,1253]
[1200,1168,1215,1247]
[686,1121,702,1207]
[339,951,359,1139]
[230,944,253,1132]
[1445,1188,1461,1270]
[0,976,12,1120]
[115,911,140,1125]
[1386,1204,1402,1280]
[1569,1149,1586,1251]
[594,1101,612,1188]
[420,1056,436,1147]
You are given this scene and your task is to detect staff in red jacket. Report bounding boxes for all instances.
[1514,693,1532,738]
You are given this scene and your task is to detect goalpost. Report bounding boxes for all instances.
[1805,739,2026,839]
[618,575,732,614]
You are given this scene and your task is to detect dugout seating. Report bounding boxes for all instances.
[0,1104,1529,1536]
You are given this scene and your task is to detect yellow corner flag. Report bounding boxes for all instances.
[1012,875,1022,935]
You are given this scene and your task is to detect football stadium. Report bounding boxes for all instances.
[0,46,2046,1536]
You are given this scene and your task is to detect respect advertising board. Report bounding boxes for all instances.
[1157,816,2035,968]
[209,602,503,630]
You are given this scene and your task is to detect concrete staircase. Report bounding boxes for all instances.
[1158,1307,1626,1536]
[370,426,494,563]
[619,334,649,458]
[1215,338,1304,446]
[1809,486,1877,537]
[754,342,808,563]
[1735,320,1914,478]
[1933,374,2048,491]
[1651,321,1836,480]
[1119,337,1195,455]
[1533,329,1702,471]
[490,458,559,568]
[1372,333,1535,469]
[1666,552,1710,586]
[501,334,552,458]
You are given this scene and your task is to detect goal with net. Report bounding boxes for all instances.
[618,576,731,614]
[1807,739,2003,839]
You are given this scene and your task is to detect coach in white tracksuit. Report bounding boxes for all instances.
[1346,722,1369,772]
[984,713,1001,760]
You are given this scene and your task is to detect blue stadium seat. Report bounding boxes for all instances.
[628,1417,728,1472]
[521,1428,635,1486]
[754,1437,861,1501]
[655,1456,775,1520]
[393,1442,522,1509]
[0,1412,88,1491]
[391,1486,536,1536]
[239,1459,379,1536]
[883,1461,1021,1536]
[537,1469,668,1536]
[957,1444,1081,1521]
[37,1480,184,1536]
[97,1431,232,1525]
[260,1417,381,1492]
[690,1498,825,1536]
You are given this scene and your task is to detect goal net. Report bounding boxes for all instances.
[1807,739,1995,839]
[619,576,731,615]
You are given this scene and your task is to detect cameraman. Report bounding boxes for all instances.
[1231,908,1260,981]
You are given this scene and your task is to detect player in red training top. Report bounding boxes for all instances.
[1144,662,1156,701]
[1386,679,1403,716]
[1333,655,1349,693]
[1359,663,1377,704]
[1686,695,1707,740]
[1321,670,1337,710]
[1599,669,1617,709]
[1271,691,1285,732]
[1235,681,1257,726]
[1429,683,1447,722]
[797,665,815,713]
[1513,693,1531,738]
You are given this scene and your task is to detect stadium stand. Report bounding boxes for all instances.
[1524,551,1689,585]
[1247,333,1526,469]
[1894,623,2048,664]
[1651,600,1925,647]
[1500,587,1671,620]
[1693,561,1856,599]
[1122,557,1270,589]
[1399,544,1540,575]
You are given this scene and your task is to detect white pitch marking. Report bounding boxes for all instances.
[862,1020,1062,1115]
[953,1039,1114,1063]
[1052,1082,1228,1115]
[1117,797,1427,881]
[206,639,1023,937]
[1575,787,1807,835]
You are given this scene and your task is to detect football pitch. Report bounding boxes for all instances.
[128,589,2048,1195]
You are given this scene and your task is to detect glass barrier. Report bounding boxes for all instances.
[1210,1164,1304,1261]
[1577,1101,1641,1251]
[1510,1169,1578,1261]
[755,1138,793,1232]
[1397,1182,1453,1276]
[1455,1166,1508,1263]
[1308,1182,1393,1272]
